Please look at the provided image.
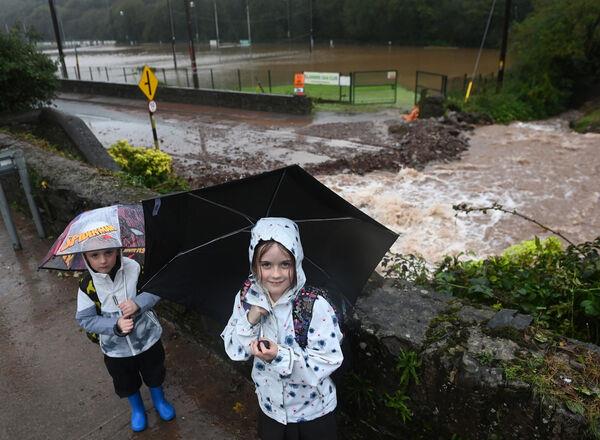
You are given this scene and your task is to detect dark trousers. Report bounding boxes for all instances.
[258,410,337,440]
[103,340,166,398]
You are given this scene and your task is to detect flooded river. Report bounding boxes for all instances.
[320,117,600,261]
[47,42,501,90]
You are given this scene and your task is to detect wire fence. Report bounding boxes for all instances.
[66,63,504,108]
[447,72,497,95]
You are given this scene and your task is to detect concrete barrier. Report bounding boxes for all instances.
[57,79,312,115]
[0,108,119,170]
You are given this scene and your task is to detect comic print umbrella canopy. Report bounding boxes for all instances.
[39,204,145,271]
[139,165,398,324]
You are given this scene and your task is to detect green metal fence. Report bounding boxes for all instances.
[63,65,404,105]
[351,70,398,104]
[414,70,447,104]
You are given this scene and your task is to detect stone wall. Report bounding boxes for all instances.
[0,132,596,440]
[57,79,312,115]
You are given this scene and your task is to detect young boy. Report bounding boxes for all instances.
[76,233,175,432]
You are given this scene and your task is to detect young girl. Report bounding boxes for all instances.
[221,217,343,439]
[75,231,175,432]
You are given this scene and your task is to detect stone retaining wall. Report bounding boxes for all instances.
[58,79,312,115]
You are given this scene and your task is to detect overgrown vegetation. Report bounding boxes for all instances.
[451,0,600,122]
[108,140,189,193]
[384,349,421,423]
[0,28,57,114]
[501,347,600,438]
[572,107,600,133]
[383,206,600,345]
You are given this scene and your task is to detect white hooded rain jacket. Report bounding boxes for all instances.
[221,217,344,424]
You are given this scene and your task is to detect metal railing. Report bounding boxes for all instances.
[62,65,405,105]
[414,70,448,104]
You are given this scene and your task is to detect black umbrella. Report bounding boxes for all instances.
[139,165,398,324]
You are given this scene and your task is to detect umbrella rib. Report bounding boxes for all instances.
[304,255,333,280]
[187,193,256,224]
[293,217,356,223]
[139,226,252,290]
[265,169,286,217]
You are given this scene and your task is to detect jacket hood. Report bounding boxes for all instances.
[83,248,125,284]
[248,217,306,301]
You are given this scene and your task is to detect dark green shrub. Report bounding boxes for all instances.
[0,29,57,114]
[433,236,600,344]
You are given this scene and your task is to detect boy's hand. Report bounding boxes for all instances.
[117,317,134,334]
[119,299,139,317]
[251,338,278,362]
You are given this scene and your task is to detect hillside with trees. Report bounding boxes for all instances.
[1,0,533,47]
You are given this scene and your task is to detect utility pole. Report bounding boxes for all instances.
[48,0,68,78]
[308,0,314,53]
[167,0,178,70]
[119,10,129,45]
[190,1,199,43]
[286,0,291,42]
[184,0,199,88]
[497,0,511,91]
[246,0,252,44]
[213,0,220,48]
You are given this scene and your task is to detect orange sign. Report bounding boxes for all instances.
[293,72,305,95]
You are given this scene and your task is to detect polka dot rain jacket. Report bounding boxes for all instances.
[221,217,344,424]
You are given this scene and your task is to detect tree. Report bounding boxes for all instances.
[510,0,600,112]
[0,29,57,114]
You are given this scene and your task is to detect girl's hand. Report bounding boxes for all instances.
[251,338,278,362]
[247,305,268,325]
[118,317,134,334]
[119,299,139,317]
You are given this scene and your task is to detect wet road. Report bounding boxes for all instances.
[54,93,386,178]
[0,212,258,440]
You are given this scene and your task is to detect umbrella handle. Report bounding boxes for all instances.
[112,295,123,316]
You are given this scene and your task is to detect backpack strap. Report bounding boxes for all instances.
[237,279,342,349]
[79,273,101,344]
[293,286,336,349]
[239,278,253,313]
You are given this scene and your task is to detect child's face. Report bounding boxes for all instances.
[84,248,118,273]
[257,243,295,299]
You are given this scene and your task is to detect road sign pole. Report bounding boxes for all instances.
[149,111,159,150]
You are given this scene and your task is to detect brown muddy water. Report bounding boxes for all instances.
[320,117,600,262]
[46,42,501,90]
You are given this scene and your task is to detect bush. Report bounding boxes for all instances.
[432,236,600,344]
[572,108,600,133]
[463,86,537,123]
[108,140,189,193]
[0,29,57,114]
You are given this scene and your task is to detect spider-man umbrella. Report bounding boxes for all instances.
[39,204,145,271]
[139,165,398,324]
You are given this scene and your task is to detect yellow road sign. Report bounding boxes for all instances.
[138,65,158,101]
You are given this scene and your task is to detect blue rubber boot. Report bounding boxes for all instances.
[127,391,147,432]
[149,386,176,421]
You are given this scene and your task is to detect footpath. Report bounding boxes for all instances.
[0,212,258,440]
